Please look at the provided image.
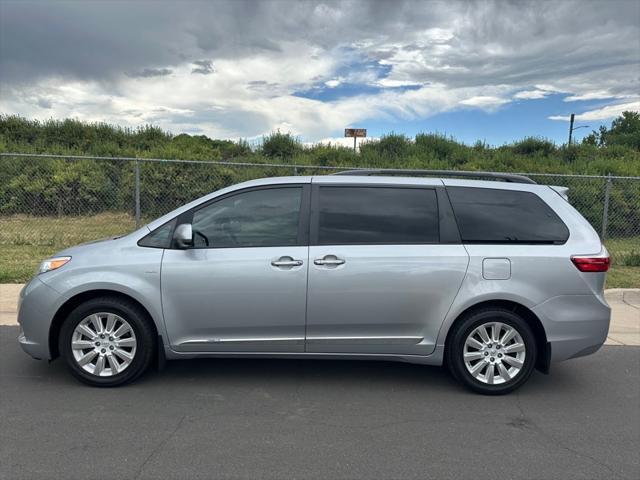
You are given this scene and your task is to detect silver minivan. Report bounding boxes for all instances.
[17,171,611,394]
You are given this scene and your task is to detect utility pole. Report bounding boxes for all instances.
[568,113,575,145]
[568,114,589,146]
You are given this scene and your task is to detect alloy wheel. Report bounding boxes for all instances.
[463,322,526,385]
[71,312,137,377]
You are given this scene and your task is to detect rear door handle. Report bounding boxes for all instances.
[314,255,345,266]
[271,256,303,268]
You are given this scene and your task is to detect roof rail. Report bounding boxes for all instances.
[332,169,536,184]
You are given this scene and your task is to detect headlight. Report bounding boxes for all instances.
[39,256,71,274]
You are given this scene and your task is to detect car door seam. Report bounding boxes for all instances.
[434,244,471,348]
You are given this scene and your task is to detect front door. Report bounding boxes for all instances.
[161,184,310,353]
[305,184,468,356]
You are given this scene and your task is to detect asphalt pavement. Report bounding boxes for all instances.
[1,325,638,480]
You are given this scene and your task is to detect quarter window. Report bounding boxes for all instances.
[191,187,303,248]
[138,219,176,248]
[447,187,569,244]
[316,187,439,245]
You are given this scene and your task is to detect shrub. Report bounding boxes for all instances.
[261,132,301,159]
[623,250,640,267]
[359,133,411,164]
[415,133,459,159]
[511,136,556,156]
[560,145,579,163]
[305,144,357,167]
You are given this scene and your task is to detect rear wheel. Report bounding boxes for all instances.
[446,308,537,395]
[59,297,155,387]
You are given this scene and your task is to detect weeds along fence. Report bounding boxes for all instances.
[1,153,638,264]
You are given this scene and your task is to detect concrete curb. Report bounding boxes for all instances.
[0,284,22,326]
[1,284,639,345]
[604,288,640,346]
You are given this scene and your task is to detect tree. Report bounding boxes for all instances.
[583,111,640,150]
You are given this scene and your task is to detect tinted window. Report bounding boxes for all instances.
[138,219,176,248]
[192,187,302,248]
[447,187,569,243]
[317,187,439,245]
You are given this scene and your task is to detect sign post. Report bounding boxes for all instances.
[344,128,367,153]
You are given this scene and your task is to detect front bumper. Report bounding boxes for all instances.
[533,294,611,363]
[17,276,61,360]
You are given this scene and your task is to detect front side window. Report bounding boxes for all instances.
[447,187,569,244]
[317,186,439,245]
[191,187,302,248]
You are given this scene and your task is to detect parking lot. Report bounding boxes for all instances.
[1,324,638,480]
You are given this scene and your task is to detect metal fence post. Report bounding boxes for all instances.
[601,173,612,239]
[134,159,141,228]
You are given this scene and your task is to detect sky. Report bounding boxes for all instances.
[1,0,639,146]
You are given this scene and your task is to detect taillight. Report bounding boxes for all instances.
[571,255,610,272]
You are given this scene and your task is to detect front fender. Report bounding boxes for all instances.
[39,245,166,342]
[49,277,167,340]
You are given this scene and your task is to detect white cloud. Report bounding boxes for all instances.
[310,136,379,151]
[548,100,640,122]
[459,96,510,108]
[324,79,342,88]
[563,91,634,102]
[0,0,638,141]
[375,78,422,88]
[513,90,551,100]
[0,62,521,142]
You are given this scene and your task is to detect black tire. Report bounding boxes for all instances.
[59,296,156,387]
[446,308,537,395]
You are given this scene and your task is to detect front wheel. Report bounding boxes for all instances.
[59,297,155,387]
[446,308,537,395]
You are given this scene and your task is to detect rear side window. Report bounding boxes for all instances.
[316,187,439,245]
[447,187,569,244]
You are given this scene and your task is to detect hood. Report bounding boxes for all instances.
[53,235,126,257]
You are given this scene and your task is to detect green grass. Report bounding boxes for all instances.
[0,214,638,287]
[602,238,640,287]
[0,212,136,247]
[0,213,136,283]
[0,244,60,283]
[604,237,640,266]
[606,266,640,289]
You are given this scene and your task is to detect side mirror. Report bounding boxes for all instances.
[173,223,193,249]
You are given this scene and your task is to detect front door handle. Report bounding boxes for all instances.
[271,256,303,268]
[314,255,345,266]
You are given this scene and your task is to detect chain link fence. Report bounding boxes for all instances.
[1,153,638,281]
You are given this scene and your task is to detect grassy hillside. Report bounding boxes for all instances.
[1,114,639,175]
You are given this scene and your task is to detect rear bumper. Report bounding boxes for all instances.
[533,294,611,363]
[17,277,60,360]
